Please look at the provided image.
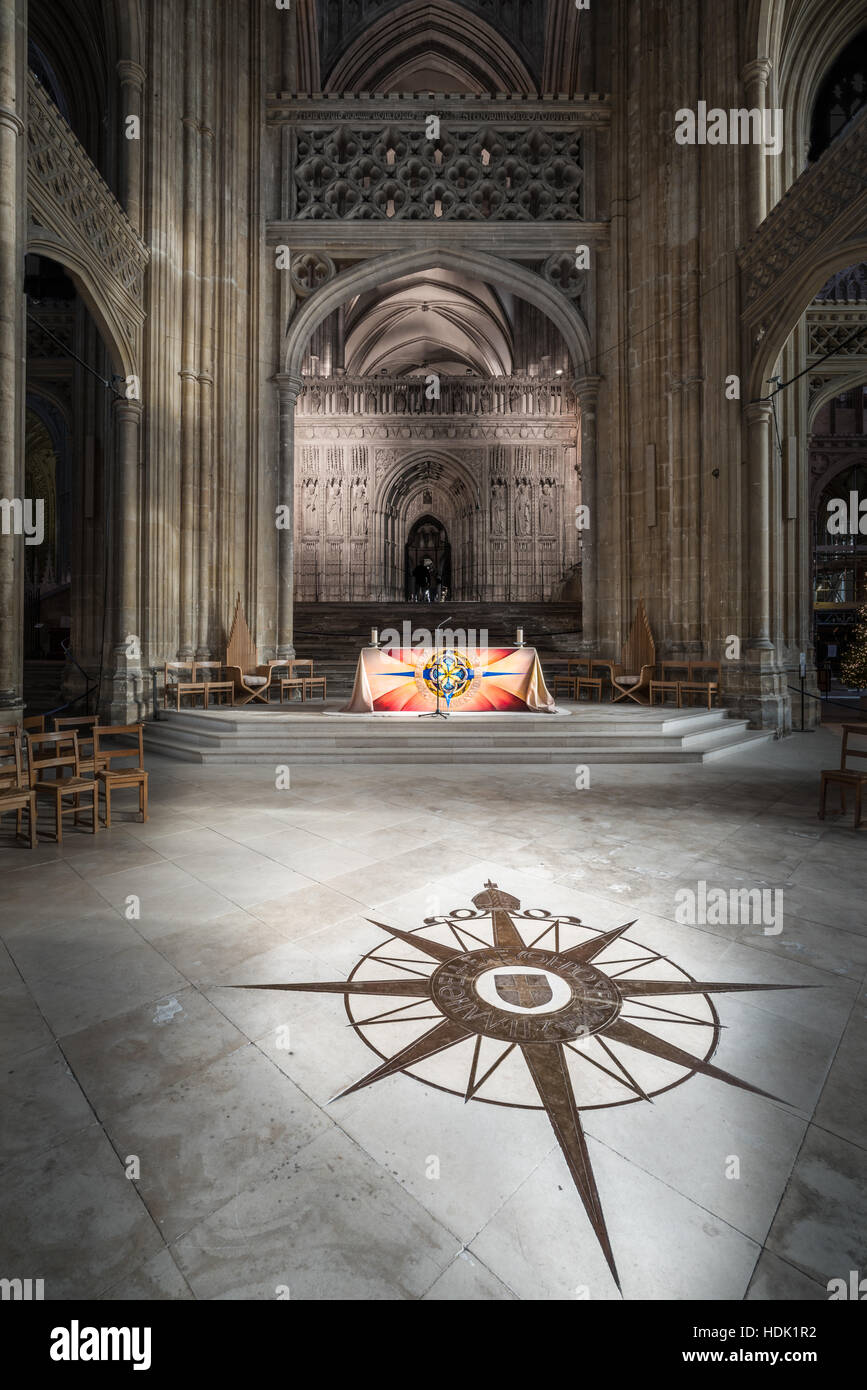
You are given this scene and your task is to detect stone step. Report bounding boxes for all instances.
[144,706,771,765]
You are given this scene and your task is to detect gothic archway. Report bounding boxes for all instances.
[405,514,451,600]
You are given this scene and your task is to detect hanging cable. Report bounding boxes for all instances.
[751,323,867,403]
[26,305,126,398]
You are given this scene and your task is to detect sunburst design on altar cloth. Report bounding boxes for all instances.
[421,649,477,706]
[235,882,806,1290]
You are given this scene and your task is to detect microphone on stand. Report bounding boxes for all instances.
[421,617,454,721]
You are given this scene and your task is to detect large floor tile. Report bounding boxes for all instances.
[0,1127,162,1299]
[101,1045,331,1242]
[765,1125,867,1287]
[172,1127,459,1300]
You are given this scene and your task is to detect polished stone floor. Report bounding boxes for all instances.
[0,728,864,1300]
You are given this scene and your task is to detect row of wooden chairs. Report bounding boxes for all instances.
[0,716,148,848]
[164,659,326,709]
[552,658,722,709]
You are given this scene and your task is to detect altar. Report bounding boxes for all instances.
[342,646,556,715]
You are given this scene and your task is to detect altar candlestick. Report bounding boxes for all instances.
[516,627,524,646]
[371,628,379,647]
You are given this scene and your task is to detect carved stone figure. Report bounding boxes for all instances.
[303,477,318,532]
[540,481,555,535]
[327,477,343,534]
[491,480,507,536]
[516,483,532,536]
[351,478,368,536]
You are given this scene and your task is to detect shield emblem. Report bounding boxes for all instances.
[494,973,553,1009]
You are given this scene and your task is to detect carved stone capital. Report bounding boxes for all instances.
[116,60,146,90]
[112,396,143,424]
[741,57,773,97]
[743,400,774,428]
[274,372,306,405]
[0,106,25,137]
[572,374,602,407]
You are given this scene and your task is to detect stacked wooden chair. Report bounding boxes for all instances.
[0,727,38,848]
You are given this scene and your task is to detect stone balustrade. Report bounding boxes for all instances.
[296,375,576,418]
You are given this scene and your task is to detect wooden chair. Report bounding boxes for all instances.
[819,724,867,829]
[576,676,603,702]
[226,595,278,705]
[611,599,656,704]
[164,661,203,710]
[650,678,681,707]
[303,675,327,701]
[51,714,108,776]
[28,731,98,842]
[194,661,235,708]
[280,677,305,703]
[94,724,148,827]
[0,728,37,848]
[22,715,45,734]
[680,661,721,710]
[551,672,578,699]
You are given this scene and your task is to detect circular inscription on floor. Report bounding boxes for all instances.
[430,948,621,1043]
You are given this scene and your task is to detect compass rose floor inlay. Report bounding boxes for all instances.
[237,881,804,1290]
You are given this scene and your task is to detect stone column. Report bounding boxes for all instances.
[745,400,774,650]
[573,375,602,648]
[0,0,24,722]
[116,60,145,234]
[275,373,303,658]
[196,5,215,659]
[109,397,143,720]
[178,1,201,658]
[742,59,772,233]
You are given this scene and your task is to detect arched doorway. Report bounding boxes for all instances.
[405,515,451,600]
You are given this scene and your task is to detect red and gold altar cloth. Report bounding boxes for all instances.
[341,646,555,714]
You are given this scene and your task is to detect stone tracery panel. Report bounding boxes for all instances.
[293,124,583,221]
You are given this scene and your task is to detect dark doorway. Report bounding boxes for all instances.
[405,514,451,600]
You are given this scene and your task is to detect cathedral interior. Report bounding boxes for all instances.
[0,0,866,1325]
